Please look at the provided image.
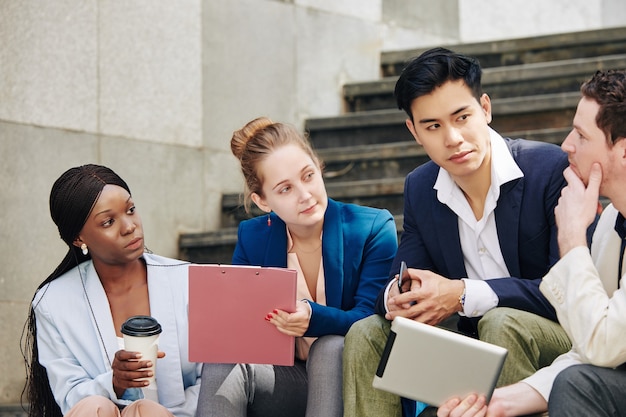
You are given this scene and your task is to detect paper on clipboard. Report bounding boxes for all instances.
[188,264,297,366]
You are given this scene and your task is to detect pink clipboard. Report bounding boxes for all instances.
[188,264,297,366]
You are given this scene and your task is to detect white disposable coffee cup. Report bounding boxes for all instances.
[121,315,162,385]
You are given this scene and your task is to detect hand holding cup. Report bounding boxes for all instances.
[119,316,162,387]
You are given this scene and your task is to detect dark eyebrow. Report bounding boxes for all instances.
[271,180,288,192]
[94,195,132,217]
[573,124,594,139]
[94,208,111,217]
[451,105,469,116]
[270,165,315,191]
[418,106,469,125]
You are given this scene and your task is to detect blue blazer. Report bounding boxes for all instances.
[233,198,398,337]
[376,138,570,328]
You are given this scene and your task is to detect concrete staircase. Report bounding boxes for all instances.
[178,26,626,264]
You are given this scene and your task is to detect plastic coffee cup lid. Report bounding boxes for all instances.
[121,315,162,337]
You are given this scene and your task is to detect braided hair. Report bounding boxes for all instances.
[21,164,130,417]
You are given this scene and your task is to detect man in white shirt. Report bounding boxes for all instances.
[437,69,626,417]
[343,47,577,417]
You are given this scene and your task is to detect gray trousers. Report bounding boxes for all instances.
[549,363,626,417]
[195,335,344,417]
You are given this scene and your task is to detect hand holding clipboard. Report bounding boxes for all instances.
[265,299,311,337]
[188,264,297,366]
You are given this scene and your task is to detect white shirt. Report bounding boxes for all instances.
[525,204,626,400]
[385,129,523,317]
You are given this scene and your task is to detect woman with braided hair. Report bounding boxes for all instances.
[22,164,201,417]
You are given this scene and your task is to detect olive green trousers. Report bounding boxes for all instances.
[342,308,571,417]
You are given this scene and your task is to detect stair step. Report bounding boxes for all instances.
[345,54,626,112]
[179,227,238,264]
[306,92,580,149]
[381,26,626,76]
[321,141,429,183]
[503,126,570,145]
[491,91,579,133]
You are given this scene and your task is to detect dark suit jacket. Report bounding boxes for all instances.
[233,198,398,337]
[376,137,570,331]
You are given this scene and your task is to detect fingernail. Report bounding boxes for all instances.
[273,309,278,314]
[267,313,273,319]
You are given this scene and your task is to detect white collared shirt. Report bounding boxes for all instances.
[385,128,524,317]
[434,128,523,317]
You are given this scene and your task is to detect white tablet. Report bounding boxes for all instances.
[372,316,507,406]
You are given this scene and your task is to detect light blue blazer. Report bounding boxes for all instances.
[33,253,201,417]
[232,198,398,336]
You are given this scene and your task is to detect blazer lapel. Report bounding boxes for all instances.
[495,178,523,277]
[147,262,185,407]
[82,262,119,370]
[322,200,343,308]
[433,201,467,278]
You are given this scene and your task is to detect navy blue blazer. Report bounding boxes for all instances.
[376,138,569,329]
[233,198,398,337]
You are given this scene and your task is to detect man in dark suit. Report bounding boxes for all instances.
[342,47,577,417]
[437,69,626,417]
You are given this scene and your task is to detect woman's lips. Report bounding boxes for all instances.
[126,237,143,249]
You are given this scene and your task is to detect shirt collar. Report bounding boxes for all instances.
[434,127,524,204]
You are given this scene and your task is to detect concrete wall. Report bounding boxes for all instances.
[0,0,623,406]
[0,0,206,404]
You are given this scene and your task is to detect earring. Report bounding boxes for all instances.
[267,213,271,227]
[81,243,88,256]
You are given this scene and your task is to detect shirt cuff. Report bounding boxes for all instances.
[383,278,398,314]
[300,299,312,318]
[461,278,499,317]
